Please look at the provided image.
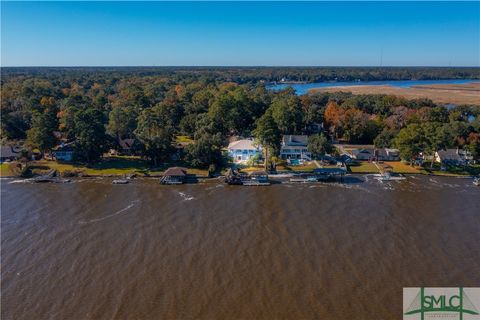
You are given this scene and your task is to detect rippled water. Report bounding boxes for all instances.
[1,176,479,319]
[267,79,480,95]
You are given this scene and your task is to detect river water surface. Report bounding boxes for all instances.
[267,79,480,95]
[1,176,479,319]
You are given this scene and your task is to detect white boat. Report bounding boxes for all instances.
[242,180,270,186]
[33,177,70,183]
[241,171,270,186]
[374,172,406,181]
[112,179,129,184]
[290,176,318,183]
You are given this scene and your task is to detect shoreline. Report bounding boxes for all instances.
[2,159,478,179]
[1,171,477,181]
[308,82,480,105]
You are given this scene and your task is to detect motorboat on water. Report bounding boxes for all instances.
[290,175,319,183]
[112,179,129,184]
[374,172,406,181]
[474,178,480,186]
[242,171,270,186]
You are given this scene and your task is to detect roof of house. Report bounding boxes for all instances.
[119,138,135,150]
[384,148,399,153]
[53,131,63,139]
[0,146,20,158]
[352,148,374,156]
[228,139,258,150]
[53,141,76,152]
[436,149,462,161]
[163,167,187,176]
[282,135,308,146]
[375,148,399,157]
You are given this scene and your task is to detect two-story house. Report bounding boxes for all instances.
[228,139,262,163]
[280,135,312,160]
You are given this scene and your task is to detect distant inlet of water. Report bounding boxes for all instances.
[267,79,480,95]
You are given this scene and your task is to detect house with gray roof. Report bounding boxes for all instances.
[280,135,312,160]
[351,148,400,161]
[435,149,472,166]
[351,148,374,161]
[0,145,20,162]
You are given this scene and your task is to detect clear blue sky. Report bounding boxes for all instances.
[1,1,479,67]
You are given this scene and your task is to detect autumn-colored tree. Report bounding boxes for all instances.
[324,100,343,139]
[467,132,480,159]
[40,96,55,108]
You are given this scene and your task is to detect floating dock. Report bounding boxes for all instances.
[225,169,270,186]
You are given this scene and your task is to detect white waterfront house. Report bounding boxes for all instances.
[280,135,312,160]
[228,139,261,163]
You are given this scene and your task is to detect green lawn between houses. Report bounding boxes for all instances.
[385,161,426,174]
[422,163,480,176]
[348,160,479,176]
[235,160,319,173]
[0,163,13,177]
[28,156,209,177]
[3,156,478,178]
[347,161,380,173]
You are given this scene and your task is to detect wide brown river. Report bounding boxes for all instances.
[1,175,479,319]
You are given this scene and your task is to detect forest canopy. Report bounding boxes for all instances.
[1,67,479,167]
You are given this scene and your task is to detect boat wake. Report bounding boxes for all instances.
[8,179,34,184]
[178,192,195,201]
[205,184,224,191]
[79,200,140,224]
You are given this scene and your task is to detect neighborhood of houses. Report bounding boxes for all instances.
[224,133,474,170]
[227,134,313,163]
[226,135,402,165]
[1,131,478,186]
[1,134,475,169]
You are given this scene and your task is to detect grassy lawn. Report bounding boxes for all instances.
[238,165,265,173]
[0,163,13,177]
[232,160,318,173]
[385,161,426,174]
[347,161,380,173]
[29,156,209,177]
[423,163,480,176]
[32,157,150,176]
[175,135,194,144]
[277,161,318,172]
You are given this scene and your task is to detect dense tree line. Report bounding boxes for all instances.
[2,66,479,85]
[320,92,480,161]
[1,68,479,169]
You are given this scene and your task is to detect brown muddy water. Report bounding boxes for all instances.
[1,175,479,320]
